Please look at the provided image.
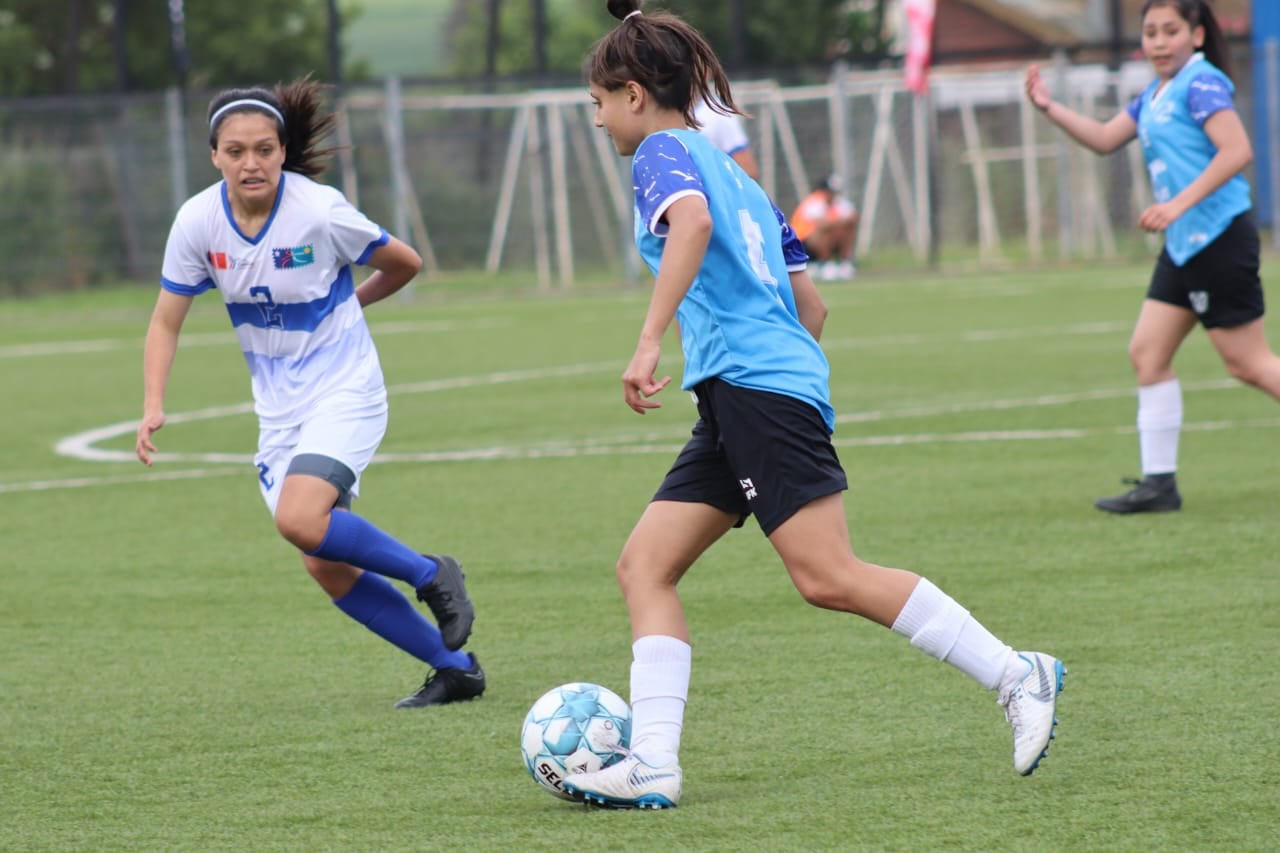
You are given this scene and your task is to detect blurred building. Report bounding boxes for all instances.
[894,0,1253,65]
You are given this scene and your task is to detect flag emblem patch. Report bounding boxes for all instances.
[272,244,315,269]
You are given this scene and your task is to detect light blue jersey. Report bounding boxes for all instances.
[631,129,835,432]
[1126,53,1251,265]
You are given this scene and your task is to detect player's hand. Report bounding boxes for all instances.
[1025,65,1052,112]
[136,411,165,466]
[1138,200,1184,232]
[621,340,671,414]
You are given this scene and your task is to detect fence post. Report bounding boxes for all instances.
[165,87,188,216]
[1267,39,1280,248]
[383,76,410,258]
[1051,49,1074,258]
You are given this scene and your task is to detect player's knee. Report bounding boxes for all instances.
[787,563,843,610]
[615,550,642,594]
[274,504,327,553]
[1222,355,1262,386]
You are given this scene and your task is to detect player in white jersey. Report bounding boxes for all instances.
[561,0,1065,811]
[135,78,484,709]
[1027,0,1280,514]
[692,95,759,180]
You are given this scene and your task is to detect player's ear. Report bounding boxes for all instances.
[625,80,645,112]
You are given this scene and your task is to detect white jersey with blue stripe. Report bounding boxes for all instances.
[1126,54,1251,265]
[160,171,390,428]
[632,129,834,432]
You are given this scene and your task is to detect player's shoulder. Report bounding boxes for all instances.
[281,171,344,204]
[171,182,224,231]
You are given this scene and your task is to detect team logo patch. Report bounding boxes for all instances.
[207,251,253,271]
[1189,291,1209,315]
[272,244,315,269]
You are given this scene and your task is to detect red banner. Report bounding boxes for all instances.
[904,0,937,94]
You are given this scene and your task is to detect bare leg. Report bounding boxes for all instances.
[1207,316,1280,398]
[616,500,738,640]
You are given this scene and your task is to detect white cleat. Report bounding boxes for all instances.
[562,754,682,809]
[998,651,1066,776]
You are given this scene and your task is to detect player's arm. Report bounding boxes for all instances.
[1145,108,1253,229]
[137,289,194,466]
[731,148,760,181]
[790,268,827,342]
[356,236,422,307]
[624,195,712,414]
[772,201,826,341]
[1026,64,1136,154]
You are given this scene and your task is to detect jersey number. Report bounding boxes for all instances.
[249,286,284,329]
[738,210,778,287]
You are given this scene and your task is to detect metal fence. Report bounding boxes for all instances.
[1,41,1275,295]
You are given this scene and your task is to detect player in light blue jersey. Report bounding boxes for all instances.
[136,78,484,709]
[1027,0,1280,514]
[561,0,1065,811]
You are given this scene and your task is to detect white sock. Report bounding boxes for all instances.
[891,578,1014,690]
[1137,379,1181,475]
[629,635,690,767]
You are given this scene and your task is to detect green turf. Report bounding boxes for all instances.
[3,264,1278,851]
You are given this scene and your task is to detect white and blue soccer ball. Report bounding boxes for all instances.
[520,682,631,800]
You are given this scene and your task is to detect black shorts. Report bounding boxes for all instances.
[651,378,848,536]
[1147,211,1263,329]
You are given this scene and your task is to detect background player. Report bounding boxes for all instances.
[136,78,484,708]
[1027,0,1280,513]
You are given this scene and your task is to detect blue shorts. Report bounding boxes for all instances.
[652,378,848,536]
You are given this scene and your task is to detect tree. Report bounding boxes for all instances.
[444,0,889,80]
[0,0,364,97]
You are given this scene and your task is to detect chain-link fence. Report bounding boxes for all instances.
[1,42,1275,296]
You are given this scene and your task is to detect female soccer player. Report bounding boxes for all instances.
[1027,0,1280,514]
[135,78,484,708]
[563,0,1065,810]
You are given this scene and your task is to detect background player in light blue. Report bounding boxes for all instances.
[135,78,484,709]
[1027,0,1280,514]
[562,0,1065,811]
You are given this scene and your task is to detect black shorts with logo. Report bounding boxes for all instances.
[651,378,848,536]
[1147,211,1263,329]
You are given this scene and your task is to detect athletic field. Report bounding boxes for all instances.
[3,263,1276,850]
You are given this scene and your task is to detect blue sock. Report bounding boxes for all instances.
[334,572,471,669]
[308,511,439,589]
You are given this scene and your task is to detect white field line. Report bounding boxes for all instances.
[19,373,1272,494]
[0,318,509,359]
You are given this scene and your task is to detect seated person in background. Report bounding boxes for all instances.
[693,96,760,180]
[790,174,858,280]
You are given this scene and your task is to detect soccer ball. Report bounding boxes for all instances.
[520,682,631,800]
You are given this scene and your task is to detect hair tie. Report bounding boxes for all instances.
[624,9,642,20]
[209,98,285,130]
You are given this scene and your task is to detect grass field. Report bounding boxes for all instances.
[3,263,1278,851]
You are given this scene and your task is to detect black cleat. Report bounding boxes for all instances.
[394,654,486,708]
[1094,474,1182,514]
[415,554,474,651]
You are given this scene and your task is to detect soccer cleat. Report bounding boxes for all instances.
[562,754,682,809]
[394,654,486,708]
[415,554,475,650]
[1094,474,1181,514]
[998,651,1066,776]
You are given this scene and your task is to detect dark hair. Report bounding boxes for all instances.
[206,76,337,178]
[1141,0,1233,80]
[586,0,740,130]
